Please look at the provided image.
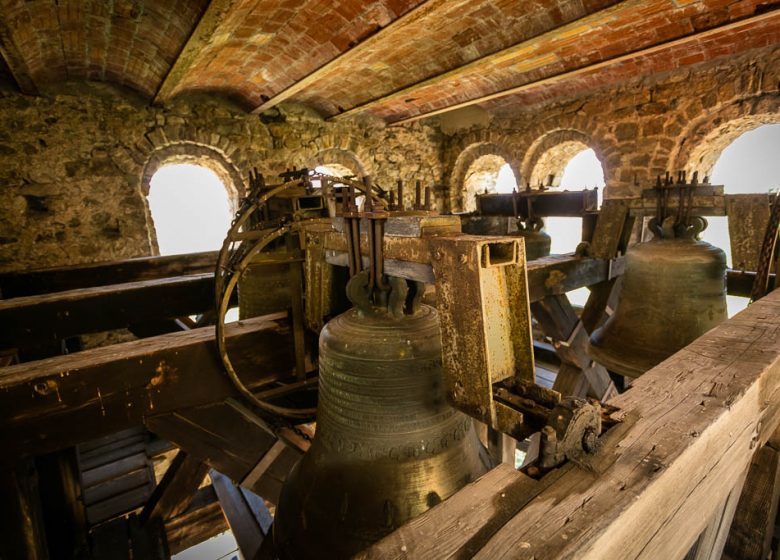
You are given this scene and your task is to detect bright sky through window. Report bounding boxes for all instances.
[148,164,234,256]
[700,124,780,317]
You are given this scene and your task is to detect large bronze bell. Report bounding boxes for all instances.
[274,275,491,559]
[588,217,727,378]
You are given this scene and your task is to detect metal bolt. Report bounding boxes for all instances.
[582,429,598,453]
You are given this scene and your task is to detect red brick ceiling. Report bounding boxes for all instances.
[0,0,776,122]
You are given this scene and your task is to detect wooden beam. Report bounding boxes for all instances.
[251,0,438,113]
[357,464,569,560]
[146,399,279,484]
[139,450,208,525]
[0,273,228,348]
[722,443,780,560]
[363,289,780,559]
[153,0,237,103]
[0,316,299,461]
[164,485,228,555]
[0,18,38,95]
[377,10,780,125]
[210,469,273,560]
[0,251,217,298]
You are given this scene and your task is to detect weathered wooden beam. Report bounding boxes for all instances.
[474,190,598,218]
[164,485,228,555]
[357,464,569,560]
[146,399,279,484]
[722,443,780,560]
[362,289,780,559]
[153,0,237,103]
[0,316,299,461]
[0,273,230,347]
[727,269,776,298]
[0,251,217,298]
[210,469,273,560]
[384,11,780,125]
[139,450,208,525]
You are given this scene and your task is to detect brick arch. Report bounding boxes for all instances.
[522,129,603,188]
[671,95,780,178]
[449,141,520,213]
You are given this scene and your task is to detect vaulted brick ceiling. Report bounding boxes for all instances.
[0,0,777,123]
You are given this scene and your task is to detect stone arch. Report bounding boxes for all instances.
[671,95,780,177]
[139,133,247,254]
[449,142,520,213]
[306,147,368,178]
[522,129,603,188]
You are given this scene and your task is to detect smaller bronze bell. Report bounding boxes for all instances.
[513,217,551,261]
[588,217,727,378]
[460,215,508,235]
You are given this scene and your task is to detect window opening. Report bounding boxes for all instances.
[462,155,516,212]
[545,148,605,306]
[147,163,238,322]
[699,124,780,317]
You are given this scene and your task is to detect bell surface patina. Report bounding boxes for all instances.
[588,217,727,378]
[274,277,490,559]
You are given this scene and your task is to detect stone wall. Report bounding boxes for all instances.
[0,83,442,272]
[440,45,780,210]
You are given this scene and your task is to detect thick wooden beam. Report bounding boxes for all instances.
[139,450,208,525]
[362,289,780,559]
[164,485,228,555]
[252,0,438,113]
[0,316,299,461]
[0,18,38,95]
[153,0,237,103]
[0,273,228,347]
[210,469,273,560]
[384,10,780,125]
[0,251,217,298]
[722,443,780,560]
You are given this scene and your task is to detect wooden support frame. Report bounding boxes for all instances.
[0,273,241,349]
[0,251,218,298]
[362,289,780,559]
[0,316,300,461]
[139,450,208,526]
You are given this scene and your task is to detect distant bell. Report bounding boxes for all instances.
[274,276,491,559]
[588,217,727,378]
[461,216,551,260]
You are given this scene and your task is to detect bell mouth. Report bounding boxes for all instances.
[587,328,666,379]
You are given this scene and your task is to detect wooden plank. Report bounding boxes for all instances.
[466,289,780,559]
[211,469,272,560]
[140,451,208,524]
[146,399,278,482]
[0,251,217,298]
[688,468,748,560]
[0,316,299,461]
[723,443,780,560]
[726,194,771,272]
[164,485,228,555]
[0,273,224,347]
[357,464,568,560]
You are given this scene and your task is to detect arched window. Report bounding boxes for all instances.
[147,163,235,255]
[699,124,780,316]
[462,155,517,212]
[534,148,605,306]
